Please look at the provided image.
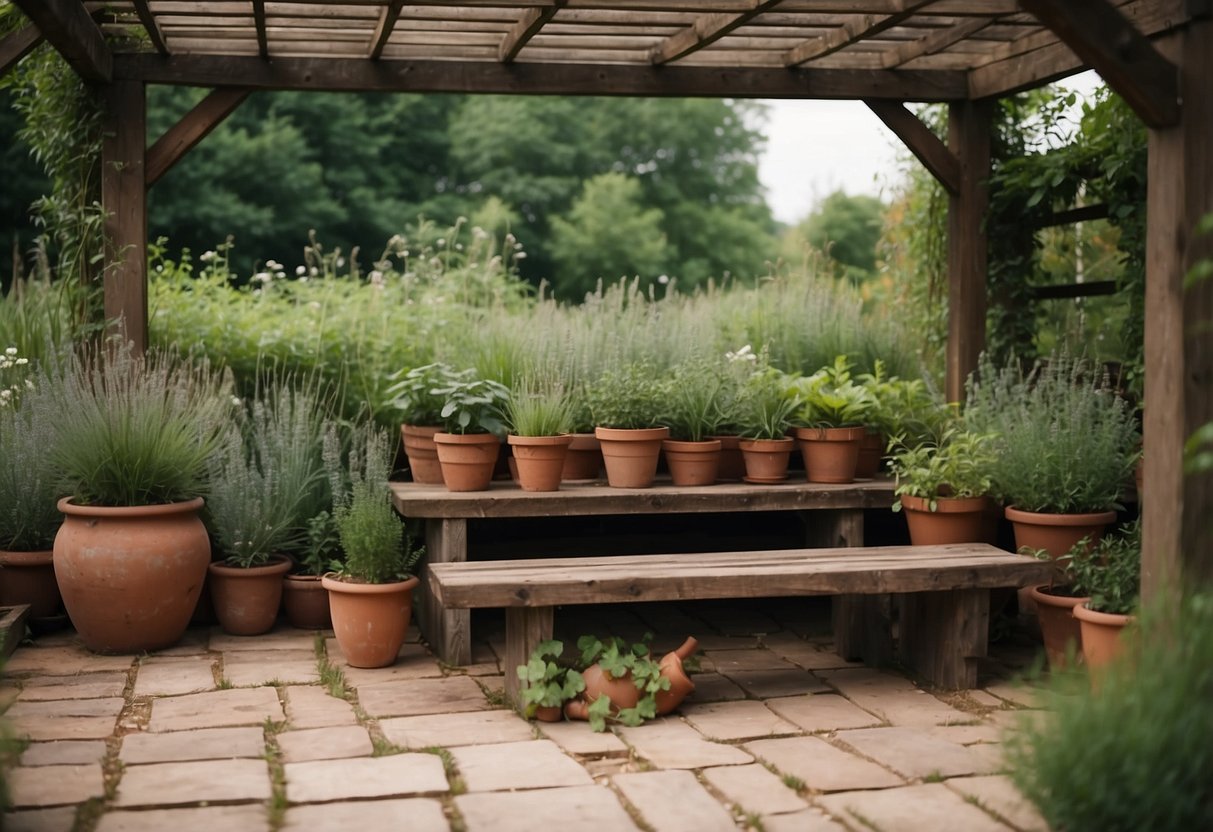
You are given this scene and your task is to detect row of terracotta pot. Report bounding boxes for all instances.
[1030,585,1132,671]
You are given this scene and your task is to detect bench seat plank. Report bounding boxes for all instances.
[428,544,1053,609]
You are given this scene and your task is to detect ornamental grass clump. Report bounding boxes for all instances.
[334,427,420,584]
[733,367,798,440]
[662,359,726,442]
[0,367,61,551]
[965,353,1140,514]
[506,377,574,437]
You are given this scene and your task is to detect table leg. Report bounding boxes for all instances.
[421,518,471,665]
[503,606,555,710]
[900,588,989,689]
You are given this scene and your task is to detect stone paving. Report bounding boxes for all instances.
[1,598,1050,831]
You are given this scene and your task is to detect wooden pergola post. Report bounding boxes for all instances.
[101,79,148,354]
[1143,15,1213,598]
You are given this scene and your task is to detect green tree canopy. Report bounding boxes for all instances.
[796,190,885,281]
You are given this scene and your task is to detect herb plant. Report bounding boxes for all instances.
[585,363,665,430]
[1061,520,1140,615]
[516,639,586,717]
[433,375,511,436]
[888,427,997,512]
[661,360,725,442]
[792,355,875,428]
[506,378,573,437]
[733,368,798,440]
[0,372,61,550]
[387,363,469,425]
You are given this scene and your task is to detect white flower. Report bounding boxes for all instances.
[726,344,756,363]
[15,358,28,366]
[436,238,446,247]
[657,274,669,285]
[336,257,345,268]
[296,265,306,276]
[266,259,280,270]
[369,270,384,286]
[4,347,16,356]
[252,272,270,284]
[231,396,243,407]
[513,252,527,260]
[310,267,319,276]
[200,251,215,262]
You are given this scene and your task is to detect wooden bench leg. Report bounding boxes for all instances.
[899,589,989,689]
[421,518,471,666]
[503,607,554,711]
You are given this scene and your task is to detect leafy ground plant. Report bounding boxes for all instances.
[577,634,670,732]
[516,639,585,718]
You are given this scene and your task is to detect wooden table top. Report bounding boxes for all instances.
[390,477,896,519]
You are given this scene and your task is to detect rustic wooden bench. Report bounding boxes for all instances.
[427,543,1053,703]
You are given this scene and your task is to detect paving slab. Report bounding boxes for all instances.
[984,681,1045,709]
[283,753,448,802]
[114,758,272,807]
[614,769,736,832]
[836,726,1001,779]
[223,651,319,687]
[2,807,78,832]
[95,805,270,832]
[456,785,638,831]
[6,763,105,807]
[686,673,746,703]
[765,694,883,733]
[379,709,534,749]
[452,739,593,792]
[145,629,211,657]
[761,634,863,671]
[762,809,847,832]
[121,726,265,764]
[702,763,809,816]
[818,782,1011,832]
[818,668,971,727]
[210,628,318,652]
[947,775,1049,832]
[724,668,830,699]
[355,675,489,718]
[147,687,283,731]
[704,648,797,673]
[677,633,758,652]
[744,736,903,792]
[15,672,128,701]
[682,699,800,741]
[133,657,216,697]
[276,725,372,763]
[968,689,1007,709]
[282,685,358,728]
[538,719,629,757]
[616,718,752,769]
[4,646,133,676]
[282,798,448,831]
[927,723,1004,746]
[6,697,123,740]
[328,639,441,680]
[19,740,106,766]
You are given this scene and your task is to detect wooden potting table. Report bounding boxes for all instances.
[389,478,896,666]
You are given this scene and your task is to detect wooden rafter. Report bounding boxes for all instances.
[881,16,991,68]
[1019,0,1178,127]
[146,87,251,186]
[864,99,959,193]
[131,0,169,56]
[784,1,936,68]
[253,0,268,58]
[500,1,568,63]
[10,0,112,83]
[0,24,42,78]
[369,0,406,60]
[650,0,783,66]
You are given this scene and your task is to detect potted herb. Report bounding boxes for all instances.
[586,363,669,488]
[516,639,586,721]
[859,364,945,479]
[888,426,997,545]
[660,360,726,487]
[431,373,511,492]
[1065,520,1140,670]
[711,345,760,482]
[966,353,1140,559]
[562,384,603,481]
[44,346,232,653]
[790,356,875,483]
[1026,540,1092,670]
[733,367,799,483]
[387,363,468,484]
[322,427,424,668]
[506,378,574,492]
[282,424,345,630]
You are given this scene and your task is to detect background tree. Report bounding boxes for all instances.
[784,190,885,284]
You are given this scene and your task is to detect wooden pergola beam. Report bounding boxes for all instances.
[864,99,960,194]
[0,24,42,79]
[500,2,567,64]
[253,0,269,58]
[145,88,251,187]
[101,80,148,354]
[10,0,112,83]
[131,0,169,56]
[784,1,934,68]
[1019,0,1179,128]
[650,0,782,66]
[369,0,406,60]
[881,16,991,69]
[113,54,969,100]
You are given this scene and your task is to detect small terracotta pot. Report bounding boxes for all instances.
[534,705,563,723]
[0,549,62,619]
[401,424,444,485]
[1005,506,1117,560]
[562,433,603,481]
[509,434,574,492]
[1073,603,1133,670]
[662,440,721,487]
[282,573,332,630]
[794,426,865,483]
[900,495,990,546]
[322,574,419,668]
[855,430,884,479]
[595,427,669,488]
[709,435,745,482]
[738,438,795,483]
[208,556,292,636]
[434,432,501,492]
[1029,584,1090,669]
[654,636,698,715]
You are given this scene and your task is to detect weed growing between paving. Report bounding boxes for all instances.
[421,746,465,795]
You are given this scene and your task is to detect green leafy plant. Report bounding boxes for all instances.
[860,362,949,446]
[661,359,726,442]
[792,355,875,428]
[0,364,61,550]
[1061,520,1140,615]
[433,375,511,436]
[577,634,671,732]
[888,427,997,512]
[387,363,469,426]
[515,639,586,717]
[733,367,798,440]
[506,378,573,437]
[585,363,666,430]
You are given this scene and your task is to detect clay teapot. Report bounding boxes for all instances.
[564,636,698,721]
[654,636,698,714]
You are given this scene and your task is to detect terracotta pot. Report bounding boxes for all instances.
[595,427,669,488]
[709,435,745,482]
[794,426,865,483]
[654,636,698,715]
[1073,603,1133,670]
[54,497,210,654]
[1029,584,1090,669]
[401,424,444,485]
[662,440,721,487]
[0,549,62,619]
[1005,506,1117,560]
[208,556,292,636]
[282,573,332,630]
[738,438,795,483]
[534,705,563,723]
[434,432,501,492]
[855,430,884,479]
[900,495,991,546]
[575,663,641,713]
[509,434,574,492]
[322,574,419,668]
[562,433,603,481]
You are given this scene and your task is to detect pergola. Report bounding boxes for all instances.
[4,0,1211,598]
